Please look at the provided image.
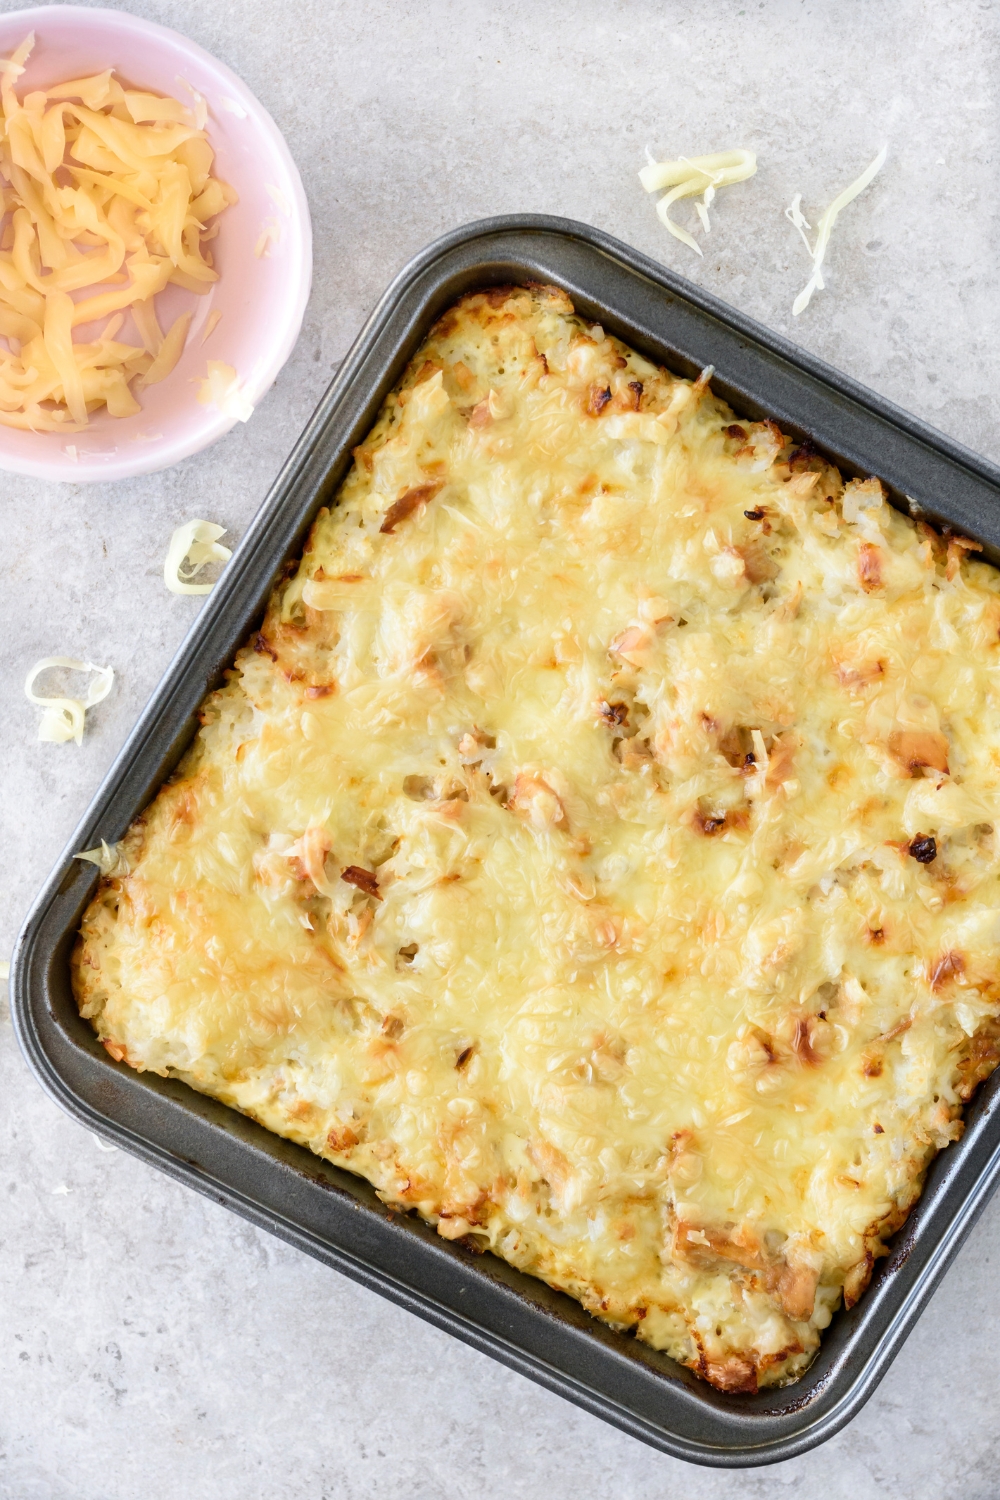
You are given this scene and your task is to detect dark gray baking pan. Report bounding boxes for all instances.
[13,215,1000,1468]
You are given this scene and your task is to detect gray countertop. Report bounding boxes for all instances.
[2,1,999,1495]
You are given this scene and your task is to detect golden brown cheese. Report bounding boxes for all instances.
[73,284,1000,1392]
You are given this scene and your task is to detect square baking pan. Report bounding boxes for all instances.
[13,215,1000,1468]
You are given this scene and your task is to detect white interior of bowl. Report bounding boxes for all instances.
[0,4,312,482]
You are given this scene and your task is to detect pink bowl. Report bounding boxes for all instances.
[0,5,313,482]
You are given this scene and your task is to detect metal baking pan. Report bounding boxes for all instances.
[13,214,1000,1467]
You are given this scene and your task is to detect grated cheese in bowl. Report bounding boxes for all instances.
[195,361,253,423]
[0,8,312,481]
[0,32,236,432]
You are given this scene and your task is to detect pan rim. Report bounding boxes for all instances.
[12,212,1000,1467]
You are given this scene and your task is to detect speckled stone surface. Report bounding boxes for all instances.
[3,1,1000,1494]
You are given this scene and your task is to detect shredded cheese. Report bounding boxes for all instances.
[265,183,291,217]
[0,961,8,980]
[76,838,129,876]
[201,309,222,344]
[789,147,887,316]
[0,34,236,430]
[163,518,232,594]
[785,193,813,256]
[195,360,253,422]
[639,149,757,256]
[24,656,113,743]
[174,76,208,132]
[254,218,280,258]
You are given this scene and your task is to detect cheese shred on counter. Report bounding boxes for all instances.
[74,285,1000,1392]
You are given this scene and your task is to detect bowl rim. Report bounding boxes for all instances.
[0,3,313,483]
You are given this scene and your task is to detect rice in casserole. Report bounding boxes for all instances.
[74,284,1000,1390]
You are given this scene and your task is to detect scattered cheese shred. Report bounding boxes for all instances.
[254,217,280,258]
[639,149,757,256]
[785,192,813,257]
[163,518,232,594]
[195,360,253,422]
[201,309,222,343]
[789,147,887,316]
[0,33,237,430]
[75,838,129,876]
[175,75,208,131]
[24,657,113,744]
[265,183,291,217]
[0,961,9,980]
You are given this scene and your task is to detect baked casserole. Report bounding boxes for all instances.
[74,284,1000,1391]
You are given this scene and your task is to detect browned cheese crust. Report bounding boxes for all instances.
[74,284,1000,1391]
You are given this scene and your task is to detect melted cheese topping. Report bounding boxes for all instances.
[74,285,1000,1392]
